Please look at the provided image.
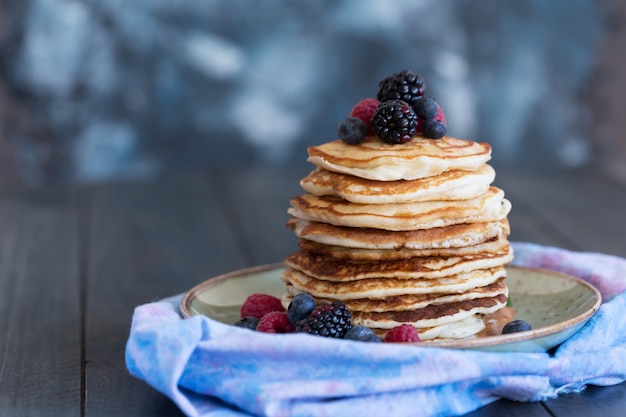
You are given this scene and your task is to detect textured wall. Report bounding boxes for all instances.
[0,0,609,185]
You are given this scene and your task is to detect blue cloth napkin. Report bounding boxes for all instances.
[125,242,626,417]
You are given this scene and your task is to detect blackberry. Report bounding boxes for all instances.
[295,301,352,338]
[371,100,418,144]
[337,117,367,144]
[377,70,426,106]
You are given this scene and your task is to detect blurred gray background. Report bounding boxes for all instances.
[1,0,625,186]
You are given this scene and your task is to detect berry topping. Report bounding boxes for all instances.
[384,324,421,343]
[295,300,352,338]
[338,117,367,144]
[344,325,381,343]
[234,316,260,330]
[502,320,532,334]
[371,100,418,144]
[377,70,426,106]
[349,98,381,135]
[287,293,317,325]
[256,311,295,333]
[434,103,446,126]
[412,96,438,120]
[240,293,284,319]
[421,119,447,139]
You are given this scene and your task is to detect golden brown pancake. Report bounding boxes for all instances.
[283,278,507,312]
[288,186,511,231]
[300,165,495,204]
[351,294,508,329]
[369,315,487,340]
[284,246,513,281]
[297,235,509,260]
[280,267,506,299]
[307,136,492,181]
[286,218,510,250]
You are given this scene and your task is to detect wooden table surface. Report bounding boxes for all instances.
[0,164,625,417]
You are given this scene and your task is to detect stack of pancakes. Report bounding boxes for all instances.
[281,135,513,340]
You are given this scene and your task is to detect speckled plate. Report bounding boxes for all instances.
[180,264,601,353]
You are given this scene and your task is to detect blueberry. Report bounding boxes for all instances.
[234,316,260,331]
[338,117,367,144]
[287,293,316,325]
[413,96,438,119]
[502,320,532,334]
[343,325,381,343]
[421,119,446,139]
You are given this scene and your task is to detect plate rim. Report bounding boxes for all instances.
[180,263,602,350]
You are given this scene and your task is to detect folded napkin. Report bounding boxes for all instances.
[126,242,626,417]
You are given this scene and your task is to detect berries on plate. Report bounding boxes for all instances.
[377,70,426,106]
[295,300,352,338]
[384,324,421,343]
[338,117,367,144]
[371,100,418,144]
[240,293,284,319]
[344,325,381,343]
[287,293,317,325]
[234,316,260,330]
[349,98,381,135]
[502,320,532,334]
[256,311,295,334]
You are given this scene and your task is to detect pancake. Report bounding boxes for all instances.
[280,267,506,300]
[300,165,495,204]
[307,136,492,181]
[288,186,511,231]
[283,277,508,312]
[287,218,510,250]
[351,294,508,329]
[370,315,487,340]
[297,234,509,260]
[284,246,513,282]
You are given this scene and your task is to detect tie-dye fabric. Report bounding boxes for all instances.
[126,242,626,417]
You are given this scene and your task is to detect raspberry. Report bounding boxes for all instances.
[371,100,418,144]
[240,293,284,319]
[377,70,426,106]
[338,117,367,144]
[384,324,421,343]
[349,98,381,135]
[295,301,352,338]
[434,104,446,125]
[256,311,295,333]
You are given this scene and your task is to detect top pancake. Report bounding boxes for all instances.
[300,164,495,204]
[307,136,492,181]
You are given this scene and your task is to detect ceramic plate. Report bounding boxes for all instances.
[180,264,601,352]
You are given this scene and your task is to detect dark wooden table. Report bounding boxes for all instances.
[1,164,625,417]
